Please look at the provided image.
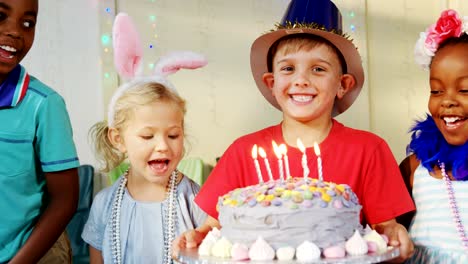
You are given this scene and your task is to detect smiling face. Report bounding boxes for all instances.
[0,0,37,83]
[113,100,185,186]
[429,42,468,146]
[263,37,353,124]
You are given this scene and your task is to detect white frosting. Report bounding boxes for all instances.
[198,227,222,256]
[296,241,321,261]
[276,246,295,261]
[364,230,387,253]
[211,237,232,258]
[345,230,368,256]
[205,227,221,243]
[248,236,275,261]
[198,239,214,256]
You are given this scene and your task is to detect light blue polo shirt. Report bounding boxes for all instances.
[0,75,79,262]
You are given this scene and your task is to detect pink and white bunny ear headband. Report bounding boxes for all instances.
[414,9,468,70]
[107,13,208,126]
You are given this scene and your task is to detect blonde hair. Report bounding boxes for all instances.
[89,82,186,172]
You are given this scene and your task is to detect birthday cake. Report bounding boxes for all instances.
[218,177,361,249]
[199,177,390,261]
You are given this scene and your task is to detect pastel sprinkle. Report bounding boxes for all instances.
[336,185,345,193]
[321,193,332,202]
[320,201,328,208]
[342,199,350,208]
[343,192,350,201]
[272,198,283,206]
[303,191,313,200]
[248,199,257,207]
[265,194,275,202]
[256,194,265,202]
[333,199,343,209]
[289,203,299,209]
[282,190,292,199]
[293,195,304,204]
[302,200,313,208]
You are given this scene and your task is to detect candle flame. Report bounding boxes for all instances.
[258,147,267,158]
[279,144,287,155]
[297,138,305,152]
[251,144,258,159]
[313,142,321,156]
[272,141,282,159]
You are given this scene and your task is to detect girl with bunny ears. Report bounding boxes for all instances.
[81,13,207,264]
[399,9,468,263]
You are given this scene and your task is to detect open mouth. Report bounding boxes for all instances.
[0,45,17,59]
[442,116,467,128]
[148,158,170,173]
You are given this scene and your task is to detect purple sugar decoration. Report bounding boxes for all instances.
[342,199,350,208]
[302,200,313,208]
[248,199,257,207]
[272,198,283,206]
[319,200,328,208]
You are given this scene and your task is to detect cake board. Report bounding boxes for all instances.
[174,247,400,264]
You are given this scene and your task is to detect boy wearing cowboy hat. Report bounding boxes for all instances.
[175,0,415,261]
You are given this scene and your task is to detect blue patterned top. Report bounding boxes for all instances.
[406,164,468,263]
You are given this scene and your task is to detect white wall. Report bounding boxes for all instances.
[22,0,102,166]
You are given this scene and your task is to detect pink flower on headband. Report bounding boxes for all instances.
[414,9,467,70]
[426,10,462,51]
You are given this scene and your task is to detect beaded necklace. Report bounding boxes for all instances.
[110,170,178,264]
[439,161,468,249]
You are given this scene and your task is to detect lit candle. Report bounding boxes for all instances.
[313,142,323,181]
[258,147,274,182]
[296,138,309,181]
[251,144,264,184]
[272,141,284,182]
[279,144,291,180]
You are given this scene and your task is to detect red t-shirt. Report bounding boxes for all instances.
[195,120,415,224]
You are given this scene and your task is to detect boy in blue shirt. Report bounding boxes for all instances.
[0,0,79,263]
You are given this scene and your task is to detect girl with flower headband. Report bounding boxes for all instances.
[400,9,468,263]
[81,13,207,264]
